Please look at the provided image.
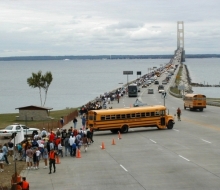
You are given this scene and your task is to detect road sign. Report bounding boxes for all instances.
[137,71,141,75]
[123,71,133,75]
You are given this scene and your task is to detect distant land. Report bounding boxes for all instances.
[0,54,220,61]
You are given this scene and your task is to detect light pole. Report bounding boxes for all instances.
[12,132,17,190]
[25,114,27,141]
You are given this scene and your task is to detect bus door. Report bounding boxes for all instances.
[160,117,165,126]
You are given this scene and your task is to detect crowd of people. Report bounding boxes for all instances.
[0,114,94,178]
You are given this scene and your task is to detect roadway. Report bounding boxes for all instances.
[20,70,220,190]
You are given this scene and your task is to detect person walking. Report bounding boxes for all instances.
[42,145,48,169]
[81,114,86,130]
[60,117,64,127]
[73,117,78,129]
[177,107,181,121]
[2,143,11,165]
[26,146,33,170]
[48,149,57,174]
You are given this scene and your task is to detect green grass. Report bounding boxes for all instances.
[0,108,78,129]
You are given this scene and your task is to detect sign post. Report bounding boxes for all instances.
[161,92,167,106]
[123,71,133,86]
[137,71,141,79]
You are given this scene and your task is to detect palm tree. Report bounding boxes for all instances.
[27,71,53,106]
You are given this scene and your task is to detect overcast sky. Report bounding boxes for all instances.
[1,0,220,56]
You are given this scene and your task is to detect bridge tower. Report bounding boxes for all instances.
[177,21,185,62]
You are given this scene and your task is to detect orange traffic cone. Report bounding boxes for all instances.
[101,142,105,149]
[56,155,61,164]
[118,131,122,139]
[112,139,116,145]
[76,149,81,158]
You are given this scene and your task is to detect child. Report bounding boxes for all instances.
[35,148,41,169]
[58,142,63,157]
[82,134,88,152]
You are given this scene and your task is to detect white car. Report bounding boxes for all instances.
[0,123,41,138]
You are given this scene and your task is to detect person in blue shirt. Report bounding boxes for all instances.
[2,144,11,165]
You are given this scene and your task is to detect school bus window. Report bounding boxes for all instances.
[131,113,135,118]
[111,115,116,119]
[101,116,105,120]
[126,114,131,118]
[136,113,140,117]
[116,114,120,119]
[146,112,150,117]
[155,111,160,116]
[121,114,126,119]
[160,110,165,116]
[151,112,155,116]
[141,113,145,117]
[106,115,110,120]
[94,115,96,121]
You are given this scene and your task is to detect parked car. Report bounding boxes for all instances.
[0,123,41,138]
[148,88,154,94]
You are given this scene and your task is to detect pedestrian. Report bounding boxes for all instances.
[82,134,88,152]
[7,140,14,157]
[69,135,75,156]
[41,128,47,138]
[21,176,30,190]
[35,148,41,169]
[60,116,64,127]
[58,142,63,157]
[117,94,120,103]
[2,143,11,165]
[25,146,33,170]
[64,136,70,156]
[48,149,57,174]
[56,128,61,138]
[0,149,5,172]
[81,114,86,130]
[42,145,48,169]
[90,128,94,143]
[61,129,67,145]
[73,117,78,129]
[177,107,181,121]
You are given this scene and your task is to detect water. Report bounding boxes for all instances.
[0,59,167,113]
[185,58,220,98]
[1,58,219,114]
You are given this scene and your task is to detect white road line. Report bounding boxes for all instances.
[120,164,128,172]
[173,129,179,132]
[150,139,157,143]
[201,139,211,143]
[179,155,190,161]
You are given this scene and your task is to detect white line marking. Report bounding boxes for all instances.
[150,139,157,143]
[173,129,179,132]
[179,155,190,161]
[120,164,128,172]
[201,139,211,143]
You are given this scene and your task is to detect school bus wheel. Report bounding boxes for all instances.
[120,125,129,133]
[167,121,174,129]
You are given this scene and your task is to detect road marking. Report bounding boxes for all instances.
[173,129,179,132]
[150,139,157,143]
[120,164,128,172]
[179,155,190,161]
[201,139,211,143]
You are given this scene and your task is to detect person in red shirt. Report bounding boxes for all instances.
[55,137,61,150]
[21,177,29,190]
[48,149,57,174]
[49,131,55,142]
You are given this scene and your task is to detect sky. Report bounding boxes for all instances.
[0,0,220,57]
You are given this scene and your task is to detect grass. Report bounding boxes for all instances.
[0,108,78,129]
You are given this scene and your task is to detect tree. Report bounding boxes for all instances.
[27,71,53,106]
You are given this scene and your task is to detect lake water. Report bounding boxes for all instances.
[0,58,219,114]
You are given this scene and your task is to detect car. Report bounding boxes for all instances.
[162,80,167,85]
[0,123,41,138]
[154,80,159,85]
[142,84,148,88]
[148,88,154,94]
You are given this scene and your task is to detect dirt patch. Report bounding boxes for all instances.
[0,156,26,189]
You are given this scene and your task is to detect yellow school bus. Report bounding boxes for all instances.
[183,94,206,111]
[87,105,175,133]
